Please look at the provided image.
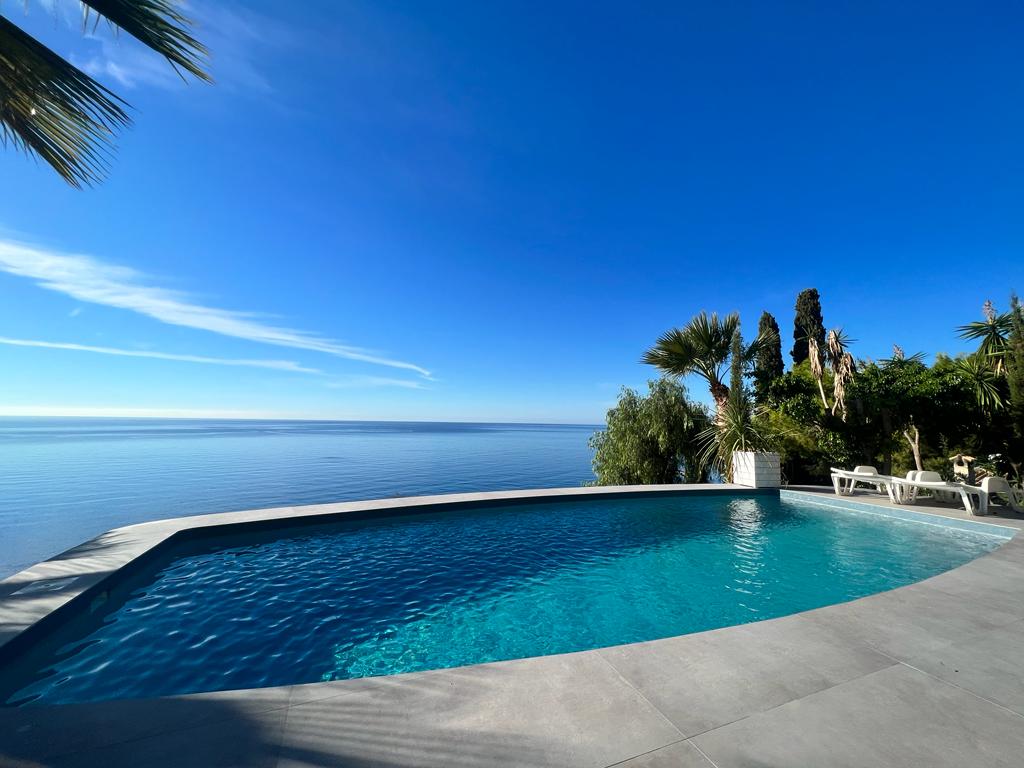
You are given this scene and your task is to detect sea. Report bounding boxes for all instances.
[0,418,598,578]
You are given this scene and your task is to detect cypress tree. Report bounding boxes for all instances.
[753,311,784,403]
[792,288,826,365]
[1007,294,1024,446]
[729,326,745,405]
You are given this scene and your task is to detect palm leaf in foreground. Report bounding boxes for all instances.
[0,16,129,186]
[1,1,208,186]
[79,1,210,82]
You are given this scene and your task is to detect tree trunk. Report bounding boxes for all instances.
[903,425,923,472]
[710,381,730,425]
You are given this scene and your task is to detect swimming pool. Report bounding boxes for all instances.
[0,491,1007,706]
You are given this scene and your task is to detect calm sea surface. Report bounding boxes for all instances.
[0,418,598,578]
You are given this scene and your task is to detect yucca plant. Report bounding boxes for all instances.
[953,354,1006,412]
[697,394,776,482]
[1,1,209,186]
[957,300,1013,375]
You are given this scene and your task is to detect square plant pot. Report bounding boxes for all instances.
[732,451,781,488]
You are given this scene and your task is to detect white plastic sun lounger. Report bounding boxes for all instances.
[888,475,987,516]
[830,467,896,499]
[980,477,1024,514]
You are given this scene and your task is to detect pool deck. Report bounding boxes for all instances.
[2,484,1024,767]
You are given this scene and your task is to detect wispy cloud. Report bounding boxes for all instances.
[0,337,322,374]
[326,375,426,390]
[0,238,431,377]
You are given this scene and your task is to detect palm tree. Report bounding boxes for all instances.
[957,300,1013,375]
[954,354,1006,412]
[1,1,209,187]
[642,311,774,422]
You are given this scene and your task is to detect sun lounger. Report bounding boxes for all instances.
[980,477,1024,514]
[907,471,960,504]
[888,475,987,516]
[830,466,897,500]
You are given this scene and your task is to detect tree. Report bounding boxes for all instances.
[957,300,1013,375]
[1006,294,1024,461]
[791,288,825,365]
[590,379,710,485]
[698,327,779,481]
[844,354,952,474]
[752,311,784,403]
[642,311,775,423]
[1,1,209,187]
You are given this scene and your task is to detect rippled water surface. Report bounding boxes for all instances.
[2,493,1003,706]
[0,417,596,577]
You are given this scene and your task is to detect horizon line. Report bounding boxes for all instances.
[0,408,602,427]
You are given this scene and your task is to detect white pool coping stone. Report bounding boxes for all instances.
[2,484,1024,767]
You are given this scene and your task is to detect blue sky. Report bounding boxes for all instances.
[1,1,1022,423]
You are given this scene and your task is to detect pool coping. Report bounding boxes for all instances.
[3,484,1024,767]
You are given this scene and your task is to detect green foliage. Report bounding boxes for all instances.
[589,379,710,485]
[642,312,741,411]
[698,395,778,481]
[729,326,744,403]
[957,301,1013,374]
[696,326,785,481]
[791,288,825,365]
[628,292,1023,487]
[953,354,1007,411]
[1007,295,1024,457]
[643,311,776,416]
[752,311,784,404]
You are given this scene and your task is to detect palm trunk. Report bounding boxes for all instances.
[710,382,729,426]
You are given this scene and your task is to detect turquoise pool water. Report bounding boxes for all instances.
[1,492,1005,706]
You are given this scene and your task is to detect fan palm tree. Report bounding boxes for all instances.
[1,1,209,187]
[642,311,775,422]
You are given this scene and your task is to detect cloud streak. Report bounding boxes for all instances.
[0,337,322,374]
[0,238,431,377]
[325,375,425,390]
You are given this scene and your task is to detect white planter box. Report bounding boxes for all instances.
[732,451,781,488]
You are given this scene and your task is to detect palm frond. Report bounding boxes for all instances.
[79,1,210,82]
[958,309,1012,374]
[1,1,208,186]
[0,16,129,186]
[954,355,1005,411]
[696,396,774,480]
[642,311,738,389]
[880,350,926,367]
[957,313,1013,341]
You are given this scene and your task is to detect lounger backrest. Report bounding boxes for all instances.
[982,477,1011,494]
[906,471,920,481]
[918,471,943,483]
[853,466,878,475]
